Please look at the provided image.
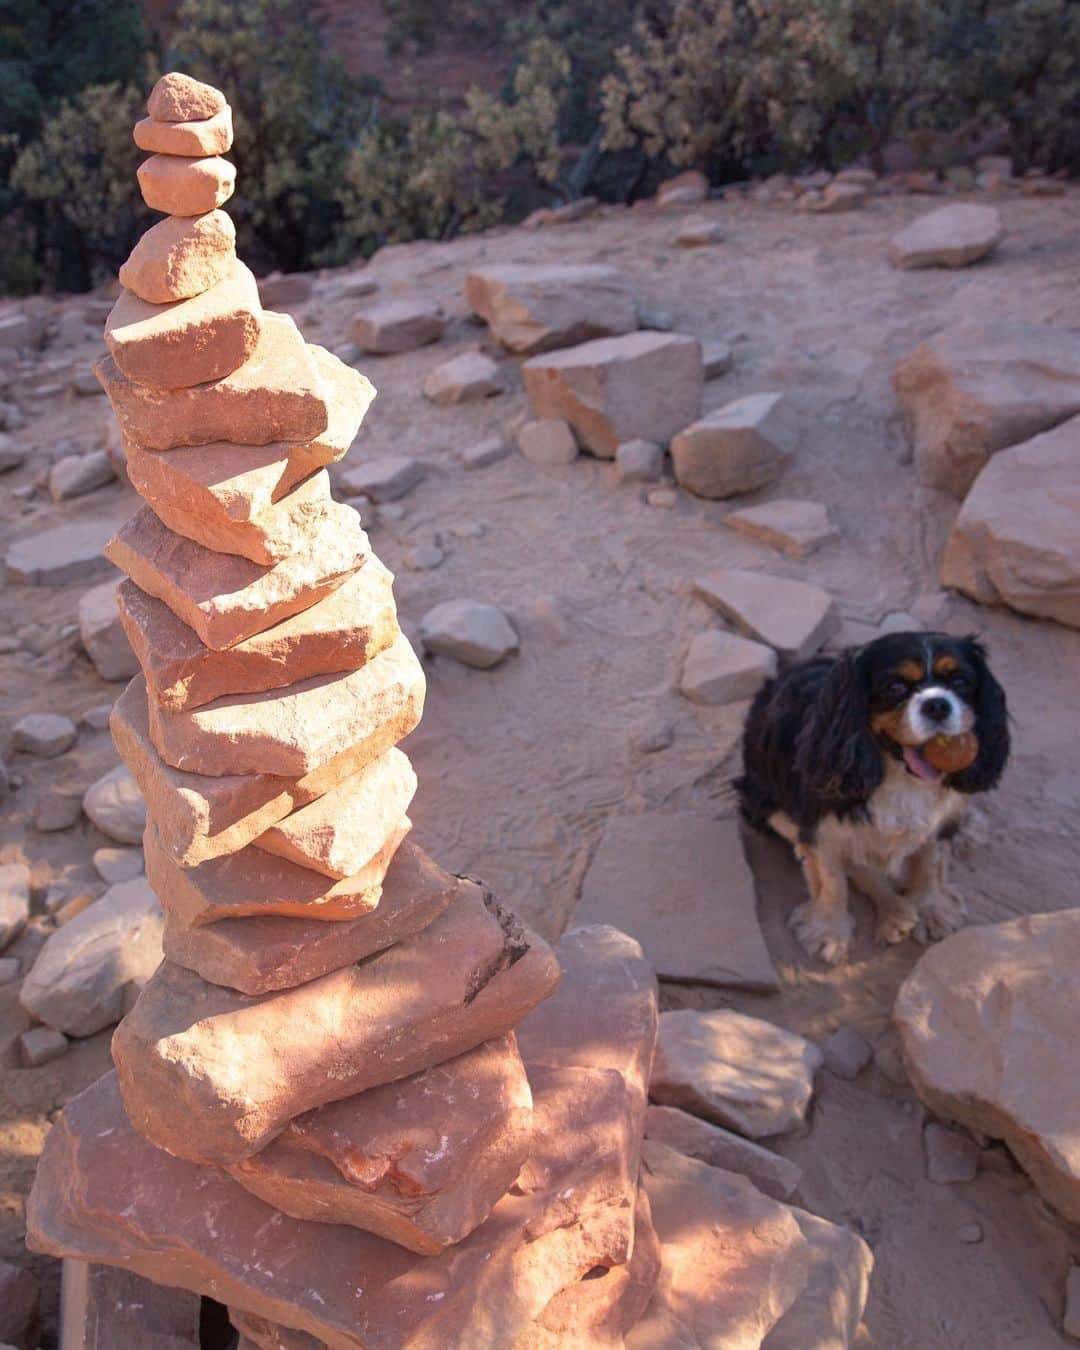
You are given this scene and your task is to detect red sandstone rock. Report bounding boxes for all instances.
[228,1034,533,1251]
[138,154,236,216]
[464,264,638,356]
[111,678,395,866]
[134,106,233,157]
[518,1188,660,1349]
[254,748,417,878]
[119,562,398,711]
[148,73,226,122]
[119,211,237,305]
[162,837,455,994]
[29,1058,633,1349]
[105,259,261,389]
[145,632,424,777]
[105,502,368,650]
[138,465,332,565]
[112,883,560,1163]
[628,1141,810,1349]
[95,313,330,450]
[144,816,410,927]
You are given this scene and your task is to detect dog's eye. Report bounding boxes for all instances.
[886,680,909,699]
[950,674,972,694]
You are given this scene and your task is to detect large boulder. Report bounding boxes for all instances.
[940,415,1080,628]
[671,393,797,498]
[890,204,1003,270]
[893,320,1080,497]
[465,264,638,355]
[522,332,703,458]
[895,909,1080,1223]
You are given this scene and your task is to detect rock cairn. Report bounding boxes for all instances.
[27,73,661,1347]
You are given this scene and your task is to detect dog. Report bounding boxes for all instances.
[736,631,1009,964]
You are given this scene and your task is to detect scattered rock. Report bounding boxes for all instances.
[147,71,226,122]
[693,569,838,664]
[81,703,115,732]
[671,392,797,498]
[637,305,674,331]
[0,1260,39,1350]
[423,350,505,404]
[651,1008,823,1138]
[631,1142,810,1348]
[93,847,144,885]
[763,1206,874,1350]
[78,577,139,681]
[644,1105,801,1200]
[34,794,83,833]
[1064,1266,1080,1340]
[518,418,579,466]
[0,865,31,951]
[578,814,777,991]
[519,195,598,229]
[895,909,1080,1222]
[924,1123,979,1184]
[656,171,709,208]
[465,264,637,354]
[522,331,703,458]
[807,182,867,213]
[890,204,1004,269]
[680,630,777,705]
[405,543,444,571]
[0,311,44,350]
[615,439,663,482]
[703,340,734,378]
[646,487,677,508]
[676,217,725,248]
[957,1223,983,1244]
[19,1026,69,1068]
[723,499,837,557]
[893,320,1080,497]
[12,712,76,758]
[419,599,519,669]
[941,416,1080,628]
[20,878,163,1037]
[82,765,146,845]
[5,520,116,587]
[338,454,424,502]
[0,434,27,473]
[0,956,19,985]
[352,298,445,354]
[460,436,510,469]
[822,1026,873,1080]
[256,272,313,307]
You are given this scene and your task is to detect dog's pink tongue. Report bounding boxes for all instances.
[903,745,943,783]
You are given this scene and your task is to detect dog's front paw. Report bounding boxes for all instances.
[875,903,920,947]
[790,902,853,965]
[914,888,967,943]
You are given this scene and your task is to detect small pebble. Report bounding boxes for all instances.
[460,437,510,470]
[957,1223,983,1244]
[0,955,20,985]
[631,722,674,754]
[20,1026,69,1067]
[93,847,144,885]
[33,794,83,833]
[80,703,115,732]
[12,712,77,758]
[615,439,663,483]
[378,502,405,523]
[823,1025,873,1080]
[647,487,678,509]
[406,544,445,571]
[925,1122,979,1184]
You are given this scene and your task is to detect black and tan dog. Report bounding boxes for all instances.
[737,632,1009,963]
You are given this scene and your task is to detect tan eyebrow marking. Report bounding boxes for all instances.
[934,655,959,676]
[896,660,924,682]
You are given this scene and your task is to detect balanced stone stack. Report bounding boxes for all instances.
[27,74,662,1348]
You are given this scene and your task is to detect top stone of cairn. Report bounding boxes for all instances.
[148,72,227,124]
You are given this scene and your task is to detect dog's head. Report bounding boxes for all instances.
[795,631,1010,806]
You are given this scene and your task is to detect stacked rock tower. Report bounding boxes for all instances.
[28,75,661,1347]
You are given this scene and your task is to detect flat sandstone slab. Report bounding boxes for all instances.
[119,210,237,305]
[145,632,424,777]
[693,568,837,665]
[138,465,333,566]
[112,677,395,866]
[112,882,560,1162]
[144,816,410,927]
[95,313,329,450]
[105,258,262,389]
[106,501,368,651]
[28,1055,633,1350]
[464,263,638,355]
[228,1034,533,1252]
[577,814,777,991]
[161,836,454,994]
[254,747,417,879]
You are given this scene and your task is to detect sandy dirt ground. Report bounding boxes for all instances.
[3,187,1080,1346]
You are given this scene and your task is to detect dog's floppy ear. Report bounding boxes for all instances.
[949,637,1010,793]
[794,649,883,806]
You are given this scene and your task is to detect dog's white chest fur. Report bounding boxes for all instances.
[820,760,961,873]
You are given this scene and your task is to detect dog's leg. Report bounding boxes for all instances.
[849,865,920,946]
[790,841,854,965]
[908,838,966,941]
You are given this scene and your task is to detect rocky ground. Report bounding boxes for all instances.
[3,179,1080,1347]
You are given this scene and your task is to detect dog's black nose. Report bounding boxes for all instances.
[922,696,951,723]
